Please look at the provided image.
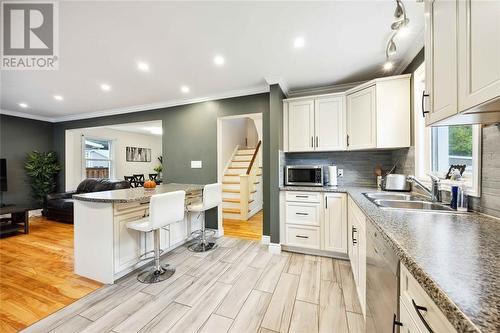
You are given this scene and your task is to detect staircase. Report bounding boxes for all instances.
[222,141,263,220]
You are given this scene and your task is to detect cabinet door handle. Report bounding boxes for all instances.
[392,314,403,333]
[422,91,430,117]
[311,136,314,148]
[412,299,434,333]
[316,136,319,147]
[346,134,350,147]
[295,212,309,216]
[296,235,309,239]
[295,195,309,198]
[352,226,358,244]
[325,198,328,209]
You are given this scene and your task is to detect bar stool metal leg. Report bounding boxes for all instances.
[188,215,217,252]
[137,229,175,283]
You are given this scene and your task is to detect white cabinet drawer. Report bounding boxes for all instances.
[400,264,457,333]
[286,202,320,226]
[285,191,321,203]
[286,225,320,249]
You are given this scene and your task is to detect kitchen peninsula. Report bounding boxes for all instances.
[73,183,205,284]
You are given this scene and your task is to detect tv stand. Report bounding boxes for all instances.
[0,206,30,236]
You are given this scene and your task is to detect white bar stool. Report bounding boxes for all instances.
[187,183,222,252]
[126,190,186,283]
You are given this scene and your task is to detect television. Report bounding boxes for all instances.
[0,158,7,192]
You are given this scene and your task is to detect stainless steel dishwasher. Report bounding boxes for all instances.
[366,219,402,333]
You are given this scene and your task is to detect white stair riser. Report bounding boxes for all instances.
[223,176,240,182]
[222,192,241,199]
[222,202,240,209]
[231,161,250,168]
[223,212,242,220]
[233,156,252,162]
[223,184,240,190]
[237,149,255,154]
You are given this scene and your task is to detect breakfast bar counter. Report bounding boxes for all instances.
[73,183,205,284]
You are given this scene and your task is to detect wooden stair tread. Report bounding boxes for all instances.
[236,153,253,156]
[232,159,252,162]
[223,208,251,214]
[225,173,243,176]
[223,189,256,194]
[223,198,254,203]
[228,166,247,169]
[222,181,239,184]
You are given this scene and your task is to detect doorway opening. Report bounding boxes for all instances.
[217,113,263,240]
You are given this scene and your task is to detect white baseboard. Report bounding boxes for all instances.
[268,242,281,254]
[261,235,270,245]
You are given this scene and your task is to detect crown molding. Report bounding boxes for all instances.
[287,80,366,98]
[265,77,290,97]
[0,109,56,122]
[1,85,270,123]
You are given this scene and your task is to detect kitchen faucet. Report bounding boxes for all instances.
[407,174,442,202]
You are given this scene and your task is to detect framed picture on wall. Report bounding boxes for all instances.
[126,147,151,162]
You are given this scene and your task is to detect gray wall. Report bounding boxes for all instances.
[265,84,285,243]
[52,93,269,228]
[285,150,397,187]
[0,114,54,208]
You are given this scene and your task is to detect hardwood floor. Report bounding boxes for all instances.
[0,217,102,332]
[21,237,364,333]
[223,210,263,241]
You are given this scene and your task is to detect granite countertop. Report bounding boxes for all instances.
[73,183,205,203]
[281,186,500,333]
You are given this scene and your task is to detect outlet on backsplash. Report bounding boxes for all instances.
[338,169,344,177]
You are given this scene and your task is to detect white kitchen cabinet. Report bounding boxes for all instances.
[458,0,500,113]
[323,193,347,254]
[400,264,458,333]
[400,301,423,333]
[348,196,367,316]
[282,191,345,254]
[346,86,377,150]
[114,210,143,273]
[314,96,346,151]
[424,0,458,125]
[346,75,411,150]
[284,95,345,152]
[287,100,315,151]
[424,0,500,125]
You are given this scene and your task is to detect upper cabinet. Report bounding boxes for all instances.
[285,95,346,152]
[424,0,500,126]
[346,75,411,150]
[284,75,410,152]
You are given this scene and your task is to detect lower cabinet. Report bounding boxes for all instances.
[283,191,347,254]
[348,196,367,316]
[400,264,457,333]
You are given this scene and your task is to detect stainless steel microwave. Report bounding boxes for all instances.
[285,165,323,186]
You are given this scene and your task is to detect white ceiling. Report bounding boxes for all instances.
[104,120,163,136]
[0,1,424,122]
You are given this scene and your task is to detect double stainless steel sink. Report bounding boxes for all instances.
[363,192,468,214]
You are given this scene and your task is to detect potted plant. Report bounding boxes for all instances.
[153,156,163,180]
[25,151,61,213]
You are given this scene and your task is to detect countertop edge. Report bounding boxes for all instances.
[280,186,483,333]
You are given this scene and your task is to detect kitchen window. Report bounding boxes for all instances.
[82,138,114,180]
[413,62,481,196]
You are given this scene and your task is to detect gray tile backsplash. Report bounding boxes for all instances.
[284,150,398,187]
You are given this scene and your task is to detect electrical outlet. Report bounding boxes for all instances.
[338,169,344,177]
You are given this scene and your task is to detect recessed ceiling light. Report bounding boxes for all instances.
[19,102,28,108]
[383,61,394,71]
[100,83,111,91]
[54,95,63,101]
[293,37,305,49]
[214,55,225,66]
[137,61,150,72]
[181,85,190,93]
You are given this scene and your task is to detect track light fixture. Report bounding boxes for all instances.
[383,0,410,71]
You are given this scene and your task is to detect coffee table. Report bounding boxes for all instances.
[0,205,30,236]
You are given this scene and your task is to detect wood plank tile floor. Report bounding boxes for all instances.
[223,210,263,241]
[21,237,365,333]
[0,217,102,333]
